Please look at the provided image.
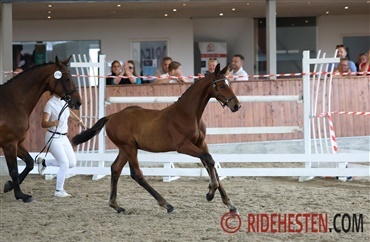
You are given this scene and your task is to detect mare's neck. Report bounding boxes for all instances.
[175,78,212,121]
[11,65,52,115]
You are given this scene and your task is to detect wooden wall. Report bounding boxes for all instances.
[2,76,369,154]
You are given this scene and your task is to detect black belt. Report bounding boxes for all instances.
[48,130,67,135]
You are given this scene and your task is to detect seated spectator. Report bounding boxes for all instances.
[333,58,351,74]
[154,56,172,77]
[334,45,357,72]
[155,61,190,84]
[198,58,218,78]
[228,54,249,81]
[106,60,141,85]
[355,52,367,71]
[359,50,370,75]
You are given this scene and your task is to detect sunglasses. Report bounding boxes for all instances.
[128,66,134,69]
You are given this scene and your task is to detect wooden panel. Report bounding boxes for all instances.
[1,76,368,154]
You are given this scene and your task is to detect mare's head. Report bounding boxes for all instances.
[210,64,241,112]
[50,56,82,109]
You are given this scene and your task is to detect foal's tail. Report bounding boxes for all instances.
[72,116,109,146]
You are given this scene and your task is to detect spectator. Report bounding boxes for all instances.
[198,58,218,78]
[334,45,357,72]
[359,50,370,75]
[106,60,141,85]
[155,61,190,84]
[106,60,124,85]
[154,56,173,77]
[228,54,249,81]
[334,58,351,74]
[355,52,367,71]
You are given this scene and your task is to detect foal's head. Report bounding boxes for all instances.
[211,64,241,112]
[49,56,82,109]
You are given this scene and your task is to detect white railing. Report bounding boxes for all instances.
[19,51,369,182]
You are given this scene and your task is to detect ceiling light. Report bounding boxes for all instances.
[164,13,168,17]
[117,4,121,7]
[344,6,349,10]
[48,4,52,8]
[307,2,311,4]
[232,8,236,11]
[48,11,51,14]
[47,16,51,19]
[326,11,330,14]
[173,9,177,12]
[246,2,250,5]
[219,13,224,16]
[182,4,186,6]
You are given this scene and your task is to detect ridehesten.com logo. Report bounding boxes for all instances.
[220,212,364,234]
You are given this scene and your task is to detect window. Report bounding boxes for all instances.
[255,17,316,75]
[131,40,168,77]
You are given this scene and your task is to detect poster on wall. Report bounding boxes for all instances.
[199,42,227,75]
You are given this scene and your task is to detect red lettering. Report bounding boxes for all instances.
[302,213,310,232]
[319,214,328,232]
[288,214,295,232]
[248,214,256,232]
[261,214,269,232]
[278,214,286,232]
[296,214,303,233]
[270,213,277,233]
[311,214,318,232]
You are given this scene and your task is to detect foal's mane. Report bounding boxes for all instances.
[1,62,56,86]
[176,74,214,102]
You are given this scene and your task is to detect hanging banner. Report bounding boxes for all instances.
[199,42,227,75]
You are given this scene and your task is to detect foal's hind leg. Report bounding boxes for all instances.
[126,150,175,213]
[109,151,128,213]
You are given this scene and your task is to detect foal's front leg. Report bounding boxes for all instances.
[197,141,237,213]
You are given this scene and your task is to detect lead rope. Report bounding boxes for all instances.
[34,102,69,164]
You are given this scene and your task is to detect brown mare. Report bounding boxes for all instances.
[0,56,82,202]
[72,64,241,214]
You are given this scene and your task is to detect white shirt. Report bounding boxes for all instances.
[230,67,249,81]
[44,96,70,133]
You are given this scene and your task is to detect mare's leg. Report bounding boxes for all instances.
[4,143,35,192]
[126,148,175,213]
[109,150,128,213]
[2,144,34,202]
[197,141,238,213]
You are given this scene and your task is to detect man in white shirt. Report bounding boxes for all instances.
[228,54,249,81]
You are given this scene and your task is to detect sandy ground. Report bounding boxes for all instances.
[0,173,369,242]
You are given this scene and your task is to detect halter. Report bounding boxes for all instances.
[51,70,78,102]
[212,76,237,108]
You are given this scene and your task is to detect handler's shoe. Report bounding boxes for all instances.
[37,157,46,175]
[54,190,71,197]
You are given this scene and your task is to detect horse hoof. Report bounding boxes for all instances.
[206,193,214,202]
[3,181,13,193]
[230,208,239,214]
[24,196,36,203]
[166,204,176,214]
[116,207,126,214]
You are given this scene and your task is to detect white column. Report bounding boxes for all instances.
[1,3,13,84]
[266,0,277,79]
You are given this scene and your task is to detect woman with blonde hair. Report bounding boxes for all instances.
[155,61,190,84]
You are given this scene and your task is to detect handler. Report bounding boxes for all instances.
[37,94,85,197]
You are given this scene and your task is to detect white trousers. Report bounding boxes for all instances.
[45,132,76,191]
